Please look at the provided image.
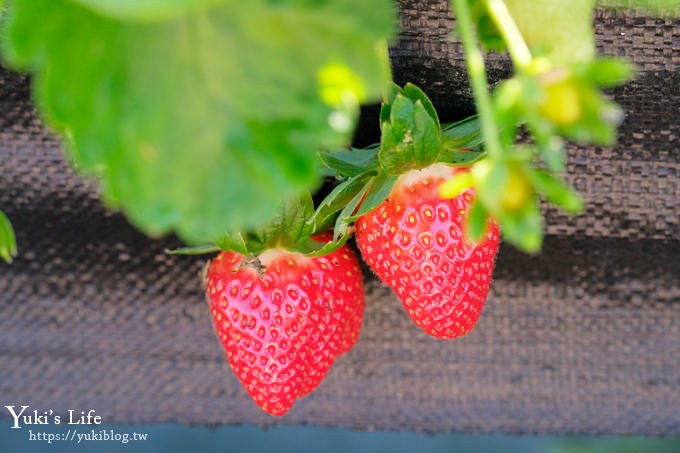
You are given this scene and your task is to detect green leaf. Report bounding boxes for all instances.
[2,0,394,243]
[318,145,379,178]
[307,171,373,235]
[346,172,397,221]
[441,115,483,150]
[0,210,17,263]
[71,0,229,21]
[528,169,585,214]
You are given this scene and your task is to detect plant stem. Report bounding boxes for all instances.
[451,0,503,159]
[484,0,532,69]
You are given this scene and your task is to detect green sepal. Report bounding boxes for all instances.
[528,169,584,214]
[379,82,404,123]
[582,57,635,87]
[561,87,623,146]
[295,180,369,257]
[499,201,544,254]
[215,232,250,255]
[0,210,17,263]
[526,119,567,173]
[302,229,352,258]
[307,171,374,235]
[204,194,318,257]
[402,82,440,126]
[318,145,379,178]
[379,94,441,174]
[334,182,371,241]
[345,172,398,222]
[441,115,484,150]
[256,193,316,252]
[440,149,485,166]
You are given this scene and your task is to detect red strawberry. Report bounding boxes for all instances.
[355,163,500,339]
[205,244,364,416]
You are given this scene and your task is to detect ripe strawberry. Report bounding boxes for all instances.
[205,244,364,416]
[355,163,500,339]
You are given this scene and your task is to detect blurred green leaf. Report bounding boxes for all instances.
[2,0,394,243]
[0,210,17,263]
[72,0,229,21]
[503,0,596,65]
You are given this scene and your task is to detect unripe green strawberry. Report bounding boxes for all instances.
[504,0,596,64]
[355,164,500,339]
[205,244,364,416]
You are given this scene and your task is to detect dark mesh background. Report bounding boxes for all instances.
[1,3,679,435]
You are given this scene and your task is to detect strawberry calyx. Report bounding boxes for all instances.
[315,82,486,238]
[169,193,346,262]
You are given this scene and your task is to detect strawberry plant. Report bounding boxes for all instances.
[1,0,675,414]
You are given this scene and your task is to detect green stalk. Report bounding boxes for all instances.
[451,0,504,159]
[484,0,532,69]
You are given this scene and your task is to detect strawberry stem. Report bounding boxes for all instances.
[451,0,504,160]
[483,0,532,69]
